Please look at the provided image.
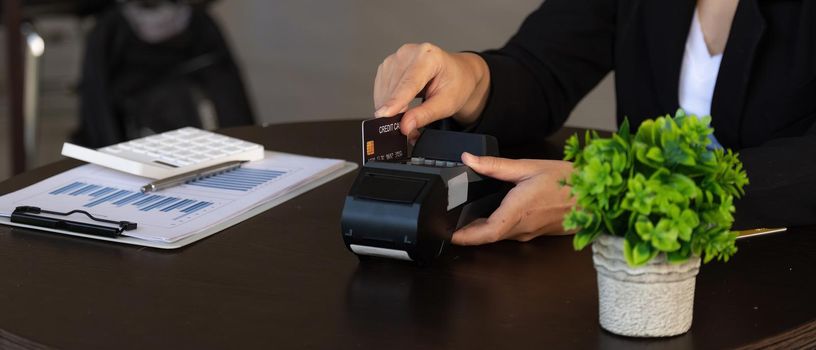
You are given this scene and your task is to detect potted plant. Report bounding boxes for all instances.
[562,110,749,337]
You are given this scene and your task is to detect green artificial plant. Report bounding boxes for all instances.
[562,110,749,267]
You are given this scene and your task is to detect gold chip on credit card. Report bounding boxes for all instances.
[361,114,408,163]
[365,140,375,156]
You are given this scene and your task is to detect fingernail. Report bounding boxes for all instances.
[408,129,420,144]
[374,106,389,117]
[405,119,417,133]
[461,152,478,165]
[450,232,462,245]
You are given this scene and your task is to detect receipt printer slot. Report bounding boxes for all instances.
[355,174,426,204]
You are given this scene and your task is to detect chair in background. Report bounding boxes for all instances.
[2,0,114,175]
[73,0,255,148]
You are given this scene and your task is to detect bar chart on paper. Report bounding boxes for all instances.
[41,167,291,227]
[187,168,287,192]
[49,181,214,219]
[0,151,350,244]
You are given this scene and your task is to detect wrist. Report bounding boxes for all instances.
[452,52,490,127]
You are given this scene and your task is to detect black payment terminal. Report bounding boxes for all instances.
[340,129,509,264]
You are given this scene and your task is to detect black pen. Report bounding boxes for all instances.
[9,206,137,238]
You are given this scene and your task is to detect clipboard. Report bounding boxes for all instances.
[0,160,357,249]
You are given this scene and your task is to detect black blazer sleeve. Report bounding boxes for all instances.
[471,0,615,145]
[733,124,816,228]
[467,0,816,228]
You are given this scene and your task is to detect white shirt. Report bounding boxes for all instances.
[678,10,724,148]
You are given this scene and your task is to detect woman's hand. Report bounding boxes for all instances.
[373,43,491,140]
[452,153,576,245]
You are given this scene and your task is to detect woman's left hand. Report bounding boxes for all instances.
[451,152,576,245]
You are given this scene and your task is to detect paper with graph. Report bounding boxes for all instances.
[0,151,347,243]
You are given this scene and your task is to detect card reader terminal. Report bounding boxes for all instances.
[341,129,509,263]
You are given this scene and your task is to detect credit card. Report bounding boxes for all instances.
[361,114,408,163]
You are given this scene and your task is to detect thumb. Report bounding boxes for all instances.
[461,153,538,183]
[451,218,502,245]
[400,95,458,136]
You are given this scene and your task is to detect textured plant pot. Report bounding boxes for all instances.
[592,234,701,337]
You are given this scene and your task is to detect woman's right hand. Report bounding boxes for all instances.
[373,43,491,140]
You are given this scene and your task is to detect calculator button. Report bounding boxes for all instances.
[445,161,456,167]
[81,127,264,178]
[174,158,193,165]
[159,155,177,162]
[222,146,241,154]
[423,159,434,166]
[434,160,446,167]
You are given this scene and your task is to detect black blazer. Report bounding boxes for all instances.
[470,0,816,229]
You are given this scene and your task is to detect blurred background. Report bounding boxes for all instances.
[0,0,615,182]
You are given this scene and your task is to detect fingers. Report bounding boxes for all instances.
[373,62,387,109]
[373,43,463,137]
[373,43,487,138]
[374,46,439,118]
[451,158,577,246]
[461,153,542,183]
[400,94,460,136]
[408,129,420,145]
[451,193,526,245]
[451,219,493,245]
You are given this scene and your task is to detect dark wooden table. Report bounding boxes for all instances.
[0,121,814,349]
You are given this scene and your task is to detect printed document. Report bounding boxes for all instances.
[0,152,347,243]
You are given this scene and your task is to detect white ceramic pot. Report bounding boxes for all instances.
[591,234,701,337]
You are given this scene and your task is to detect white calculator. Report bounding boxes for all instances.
[61,127,265,179]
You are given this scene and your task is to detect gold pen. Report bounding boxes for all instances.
[736,227,787,239]
[140,161,246,193]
